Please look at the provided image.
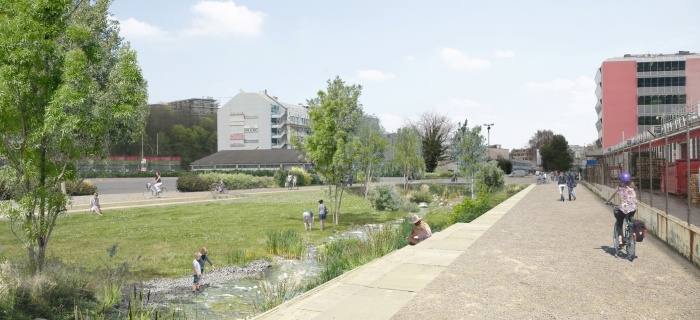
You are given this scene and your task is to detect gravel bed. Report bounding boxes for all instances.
[120,260,272,305]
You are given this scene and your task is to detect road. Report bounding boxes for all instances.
[90,177,177,194]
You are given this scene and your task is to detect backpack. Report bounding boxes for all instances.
[632,220,647,242]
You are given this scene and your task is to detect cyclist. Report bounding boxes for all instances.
[152,171,162,195]
[605,172,638,249]
[216,178,225,193]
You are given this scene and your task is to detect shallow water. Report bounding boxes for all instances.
[165,251,322,319]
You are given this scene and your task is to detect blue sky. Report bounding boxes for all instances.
[109,0,700,150]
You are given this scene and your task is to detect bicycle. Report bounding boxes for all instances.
[144,182,167,199]
[606,202,635,261]
[211,183,229,194]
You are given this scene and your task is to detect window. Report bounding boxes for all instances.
[637,77,686,88]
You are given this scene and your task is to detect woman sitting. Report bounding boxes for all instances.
[408,215,432,245]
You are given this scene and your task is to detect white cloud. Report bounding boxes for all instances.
[405,55,417,61]
[495,50,515,58]
[357,69,395,81]
[439,47,491,70]
[523,78,577,92]
[118,18,168,39]
[448,98,480,109]
[184,1,266,37]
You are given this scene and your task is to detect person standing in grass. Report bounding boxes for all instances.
[318,199,328,231]
[199,247,213,283]
[302,210,314,231]
[192,252,202,293]
[89,192,102,216]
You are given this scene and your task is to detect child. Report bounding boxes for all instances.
[199,247,213,282]
[192,252,202,293]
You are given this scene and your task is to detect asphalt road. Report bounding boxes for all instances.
[90,177,177,194]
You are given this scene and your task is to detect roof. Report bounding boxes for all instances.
[190,149,309,166]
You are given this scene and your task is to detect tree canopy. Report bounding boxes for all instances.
[0,0,148,272]
[412,110,455,172]
[452,120,487,197]
[351,115,388,198]
[540,134,574,171]
[392,126,425,191]
[296,76,363,224]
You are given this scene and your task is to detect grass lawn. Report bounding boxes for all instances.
[0,188,407,279]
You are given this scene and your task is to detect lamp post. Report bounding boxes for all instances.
[483,123,494,147]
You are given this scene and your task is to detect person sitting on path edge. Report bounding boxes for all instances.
[90,192,102,216]
[408,215,432,245]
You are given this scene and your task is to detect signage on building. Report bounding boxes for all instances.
[230,133,244,140]
[230,143,245,147]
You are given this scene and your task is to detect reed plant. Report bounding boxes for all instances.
[266,230,306,259]
[250,279,302,313]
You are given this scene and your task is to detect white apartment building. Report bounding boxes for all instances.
[217,90,310,151]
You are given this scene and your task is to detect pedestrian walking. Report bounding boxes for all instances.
[286,173,292,189]
[566,172,577,201]
[292,175,298,189]
[557,173,566,202]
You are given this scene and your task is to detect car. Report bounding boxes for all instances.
[509,170,527,177]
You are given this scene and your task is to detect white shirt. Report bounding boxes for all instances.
[193,259,201,275]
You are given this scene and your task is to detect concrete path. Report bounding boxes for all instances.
[255,183,700,319]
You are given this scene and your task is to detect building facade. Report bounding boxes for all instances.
[217,90,310,151]
[595,51,700,149]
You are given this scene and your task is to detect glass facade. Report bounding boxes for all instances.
[637,77,686,87]
[636,61,685,72]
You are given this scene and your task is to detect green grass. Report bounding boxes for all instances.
[0,189,406,280]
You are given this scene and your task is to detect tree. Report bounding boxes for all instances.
[0,0,148,273]
[495,156,513,174]
[392,127,425,191]
[412,110,455,172]
[477,160,505,193]
[528,129,554,161]
[296,76,363,224]
[540,134,574,171]
[452,120,487,198]
[351,115,388,198]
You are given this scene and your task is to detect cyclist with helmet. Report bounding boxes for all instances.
[605,172,638,249]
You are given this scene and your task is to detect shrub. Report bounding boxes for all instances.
[176,174,209,192]
[65,180,98,196]
[266,229,305,259]
[199,172,274,190]
[409,184,432,204]
[369,185,403,211]
[476,161,505,193]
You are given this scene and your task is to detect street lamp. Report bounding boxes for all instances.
[483,123,494,147]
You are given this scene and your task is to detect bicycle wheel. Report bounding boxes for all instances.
[143,189,153,199]
[159,188,167,198]
[211,186,218,195]
[613,225,620,254]
[222,187,229,194]
[626,225,636,261]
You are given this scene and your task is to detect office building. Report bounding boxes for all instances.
[595,51,700,149]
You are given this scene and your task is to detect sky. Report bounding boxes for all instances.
[108,0,700,150]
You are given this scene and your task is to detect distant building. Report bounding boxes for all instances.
[510,148,536,163]
[487,145,509,160]
[595,51,700,149]
[217,90,310,151]
[190,149,311,171]
[149,97,219,118]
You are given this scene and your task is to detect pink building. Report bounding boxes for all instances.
[595,51,700,149]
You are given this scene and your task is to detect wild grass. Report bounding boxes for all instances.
[250,279,302,313]
[266,230,306,259]
[0,189,405,280]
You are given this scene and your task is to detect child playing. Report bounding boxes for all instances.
[192,252,202,293]
[199,247,213,282]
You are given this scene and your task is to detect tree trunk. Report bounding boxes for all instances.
[363,165,372,199]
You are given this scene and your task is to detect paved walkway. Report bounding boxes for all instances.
[255,183,700,319]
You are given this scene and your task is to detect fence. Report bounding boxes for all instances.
[78,156,183,172]
[584,103,700,228]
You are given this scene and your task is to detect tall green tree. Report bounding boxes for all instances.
[495,155,513,174]
[392,127,425,191]
[351,115,388,198]
[0,0,148,272]
[413,110,455,172]
[296,76,363,224]
[540,134,574,171]
[452,120,487,198]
